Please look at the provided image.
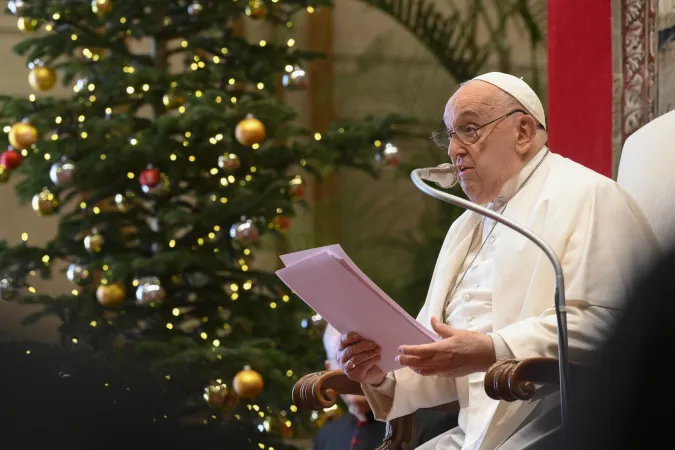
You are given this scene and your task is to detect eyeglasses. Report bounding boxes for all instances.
[430,109,527,148]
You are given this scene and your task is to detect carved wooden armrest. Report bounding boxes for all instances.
[484,358,587,402]
[293,371,419,450]
[292,370,363,410]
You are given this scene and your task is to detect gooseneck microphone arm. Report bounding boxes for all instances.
[411,166,570,434]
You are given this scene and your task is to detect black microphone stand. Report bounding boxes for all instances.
[411,168,570,435]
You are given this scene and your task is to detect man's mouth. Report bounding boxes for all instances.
[458,165,473,175]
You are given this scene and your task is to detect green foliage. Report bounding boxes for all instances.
[0,0,414,446]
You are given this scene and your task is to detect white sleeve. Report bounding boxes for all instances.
[361,367,458,421]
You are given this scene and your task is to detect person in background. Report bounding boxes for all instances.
[313,325,458,450]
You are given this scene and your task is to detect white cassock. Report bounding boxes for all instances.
[361,146,659,450]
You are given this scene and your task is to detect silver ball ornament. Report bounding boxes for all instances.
[49,159,75,186]
[66,263,91,285]
[8,0,26,15]
[187,2,203,15]
[0,277,18,301]
[375,142,400,168]
[282,65,309,90]
[217,153,240,172]
[135,276,166,306]
[229,219,260,246]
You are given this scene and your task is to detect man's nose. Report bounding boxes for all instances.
[448,139,466,165]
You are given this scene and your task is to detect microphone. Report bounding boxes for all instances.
[416,163,460,189]
[411,164,571,433]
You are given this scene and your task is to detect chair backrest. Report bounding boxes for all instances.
[617,109,675,250]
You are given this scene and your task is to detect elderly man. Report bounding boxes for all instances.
[315,325,459,450]
[336,72,659,450]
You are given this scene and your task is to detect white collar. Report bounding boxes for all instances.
[487,146,548,210]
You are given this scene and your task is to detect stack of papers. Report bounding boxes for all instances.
[276,244,438,372]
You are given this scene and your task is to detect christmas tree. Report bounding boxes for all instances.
[0,0,408,446]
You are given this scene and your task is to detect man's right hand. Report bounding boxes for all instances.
[337,332,386,386]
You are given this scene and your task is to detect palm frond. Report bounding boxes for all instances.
[359,0,490,81]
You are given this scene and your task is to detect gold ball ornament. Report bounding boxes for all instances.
[17,17,39,32]
[163,93,184,110]
[96,282,126,308]
[9,122,38,150]
[31,188,59,216]
[235,116,265,147]
[0,165,11,184]
[84,232,105,253]
[203,380,239,409]
[245,0,267,18]
[233,367,264,399]
[92,0,112,16]
[114,192,135,212]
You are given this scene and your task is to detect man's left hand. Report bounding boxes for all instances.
[397,317,497,377]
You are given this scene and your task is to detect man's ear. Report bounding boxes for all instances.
[515,115,538,155]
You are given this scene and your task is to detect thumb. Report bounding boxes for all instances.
[431,316,456,338]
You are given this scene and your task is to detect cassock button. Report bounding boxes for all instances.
[474,284,480,289]
[463,294,471,301]
[489,236,496,244]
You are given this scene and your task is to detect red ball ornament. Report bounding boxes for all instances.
[272,215,290,232]
[139,167,161,187]
[1,150,23,170]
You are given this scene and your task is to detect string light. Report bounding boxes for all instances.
[256,82,264,90]
[307,6,315,13]
[287,39,295,47]
[221,47,229,55]
[259,40,267,47]
[29,94,35,102]
[43,153,51,160]
[314,133,321,141]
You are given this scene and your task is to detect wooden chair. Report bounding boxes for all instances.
[292,358,580,450]
[293,111,675,449]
